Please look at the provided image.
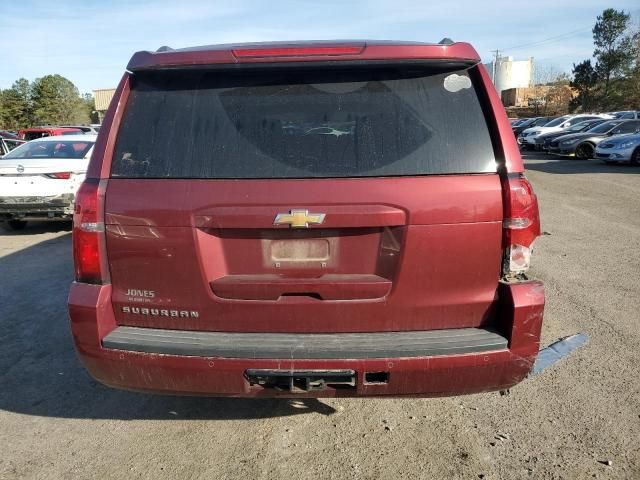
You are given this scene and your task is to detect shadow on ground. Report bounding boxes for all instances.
[522,153,640,175]
[0,220,72,236]
[0,229,336,420]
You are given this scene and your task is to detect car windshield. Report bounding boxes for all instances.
[566,123,589,132]
[534,118,551,125]
[586,121,622,134]
[2,140,94,159]
[569,120,603,132]
[543,116,570,127]
[519,118,536,127]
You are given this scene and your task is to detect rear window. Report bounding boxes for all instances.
[112,66,497,179]
[23,132,49,140]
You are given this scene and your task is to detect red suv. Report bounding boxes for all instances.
[68,40,543,397]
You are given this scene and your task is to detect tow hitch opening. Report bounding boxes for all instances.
[245,369,356,393]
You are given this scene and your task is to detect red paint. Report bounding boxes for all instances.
[477,64,524,173]
[127,41,480,71]
[211,274,392,301]
[68,40,544,397]
[68,280,543,397]
[103,176,503,333]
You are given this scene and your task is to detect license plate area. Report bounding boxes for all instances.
[245,369,356,393]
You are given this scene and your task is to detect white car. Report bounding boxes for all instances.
[519,114,612,149]
[0,135,96,230]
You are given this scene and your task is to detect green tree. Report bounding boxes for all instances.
[570,60,598,111]
[0,78,32,129]
[81,93,99,123]
[545,73,572,115]
[30,74,89,125]
[592,8,637,98]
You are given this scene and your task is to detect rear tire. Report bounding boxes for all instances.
[575,143,594,160]
[631,148,640,166]
[2,220,28,231]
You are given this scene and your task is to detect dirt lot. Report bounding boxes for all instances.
[0,155,638,480]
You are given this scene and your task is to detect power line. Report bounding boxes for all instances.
[501,26,593,52]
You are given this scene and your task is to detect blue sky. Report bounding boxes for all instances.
[1,0,638,94]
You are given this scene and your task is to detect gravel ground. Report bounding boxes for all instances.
[0,155,638,480]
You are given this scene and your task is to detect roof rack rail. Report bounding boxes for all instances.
[438,38,454,45]
[156,46,173,52]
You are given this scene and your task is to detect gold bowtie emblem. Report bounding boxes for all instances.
[273,209,326,228]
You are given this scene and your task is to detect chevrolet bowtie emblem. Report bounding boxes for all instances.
[274,209,326,228]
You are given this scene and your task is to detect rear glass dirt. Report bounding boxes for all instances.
[111,66,497,179]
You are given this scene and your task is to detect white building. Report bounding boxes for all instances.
[483,56,533,95]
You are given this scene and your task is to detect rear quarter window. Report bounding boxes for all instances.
[112,65,497,179]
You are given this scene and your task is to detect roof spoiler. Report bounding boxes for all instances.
[127,41,481,71]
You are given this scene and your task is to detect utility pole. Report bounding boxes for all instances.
[490,49,500,85]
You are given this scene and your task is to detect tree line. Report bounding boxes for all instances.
[570,8,639,111]
[0,75,95,129]
[1,10,637,128]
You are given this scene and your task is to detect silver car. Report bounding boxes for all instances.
[595,133,640,165]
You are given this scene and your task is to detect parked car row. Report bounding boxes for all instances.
[510,112,640,164]
[546,120,640,159]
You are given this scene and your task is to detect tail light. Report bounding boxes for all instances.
[232,45,364,58]
[73,179,109,284]
[44,172,72,179]
[502,173,541,276]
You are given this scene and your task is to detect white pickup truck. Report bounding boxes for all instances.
[0,134,96,230]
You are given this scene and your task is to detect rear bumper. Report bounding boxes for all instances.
[68,281,545,397]
[0,194,74,218]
